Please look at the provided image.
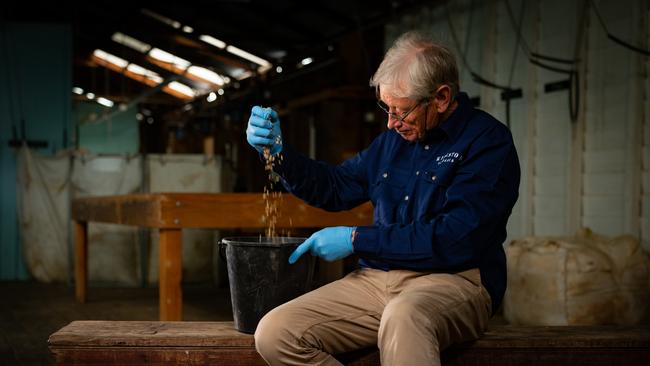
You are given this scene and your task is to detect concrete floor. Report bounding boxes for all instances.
[0,281,233,366]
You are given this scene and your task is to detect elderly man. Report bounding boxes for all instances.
[246,31,520,366]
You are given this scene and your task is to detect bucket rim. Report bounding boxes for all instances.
[221,236,307,247]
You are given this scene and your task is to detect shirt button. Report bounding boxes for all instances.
[404,195,409,201]
[431,176,437,181]
[382,172,388,178]
[424,145,430,150]
[416,171,420,175]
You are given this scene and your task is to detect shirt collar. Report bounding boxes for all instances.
[422,92,473,143]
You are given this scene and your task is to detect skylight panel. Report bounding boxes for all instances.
[126,64,164,85]
[111,32,151,53]
[148,48,191,70]
[92,49,195,101]
[187,66,225,85]
[141,9,181,29]
[127,63,158,78]
[148,75,164,84]
[225,45,271,68]
[96,97,114,108]
[231,69,253,80]
[199,35,226,49]
[93,49,128,69]
[167,81,196,98]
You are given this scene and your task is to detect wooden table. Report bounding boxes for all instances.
[72,193,373,321]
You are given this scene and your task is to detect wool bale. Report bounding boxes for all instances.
[504,229,650,325]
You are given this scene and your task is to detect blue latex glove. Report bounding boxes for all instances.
[289,226,355,264]
[246,106,282,155]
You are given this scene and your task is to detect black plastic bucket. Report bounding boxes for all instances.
[220,237,313,333]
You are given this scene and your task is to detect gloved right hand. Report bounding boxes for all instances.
[246,106,282,155]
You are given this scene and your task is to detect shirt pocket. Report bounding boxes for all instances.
[416,168,455,217]
[370,167,407,224]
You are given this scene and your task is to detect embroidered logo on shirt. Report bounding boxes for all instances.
[436,152,464,165]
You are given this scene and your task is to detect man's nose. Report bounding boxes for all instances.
[387,116,401,129]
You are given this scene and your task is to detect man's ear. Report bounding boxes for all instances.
[434,85,453,113]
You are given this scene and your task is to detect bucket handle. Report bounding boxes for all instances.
[218,240,227,262]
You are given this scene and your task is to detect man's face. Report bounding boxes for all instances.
[379,91,431,142]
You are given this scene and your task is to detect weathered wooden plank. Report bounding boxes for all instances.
[442,348,650,366]
[49,321,255,348]
[156,193,373,229]
[159,229,182,321]
[74,221,87,304]
[72,194,162,227]
[48,321,650,365]
[470,326,650,348]
[72,193,373,229]
[49,321,650,349]
[50,347,267,366]
[49,321,650,366]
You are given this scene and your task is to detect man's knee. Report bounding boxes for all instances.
[254,307,294,362]
[379,296,435,335]
[378,297,442,365]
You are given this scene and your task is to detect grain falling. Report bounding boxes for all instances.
[262,143,283,239]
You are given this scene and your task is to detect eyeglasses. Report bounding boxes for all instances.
[376,99,428,124]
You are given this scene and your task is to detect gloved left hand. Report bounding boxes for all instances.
[288,226,355,264]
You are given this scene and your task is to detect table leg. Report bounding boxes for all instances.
[159,228,182,321]
[74,220,88,303]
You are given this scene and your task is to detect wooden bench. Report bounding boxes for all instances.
[72,193,373,321]
[49,321,650,366]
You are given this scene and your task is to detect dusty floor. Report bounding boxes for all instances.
[0,281,233,366]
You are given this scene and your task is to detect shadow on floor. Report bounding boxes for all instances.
[0,281,232,366]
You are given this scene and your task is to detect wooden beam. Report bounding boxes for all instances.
[72,193,374,229]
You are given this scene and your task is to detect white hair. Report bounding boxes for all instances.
[370,31,459,100]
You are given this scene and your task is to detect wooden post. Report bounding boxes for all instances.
[159,228,182,321]
[74,220,88,303]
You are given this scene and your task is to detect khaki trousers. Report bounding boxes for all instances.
[254,267,491,366]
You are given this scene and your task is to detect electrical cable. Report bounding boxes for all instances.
[503,0,582,122]
[529,58,573,75]
[460,0,475,84]
[507,0,525,87]
[503,0,578,73]
[1,21,18,141]
[568,1,590,123]
[9,25,27,141]
[589,0,650,56]
[444,0,521,129]
[569,71,579,122]
[502,0,527,130]
[529,52,577,64]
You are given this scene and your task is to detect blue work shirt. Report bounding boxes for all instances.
[275,92,520,312]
